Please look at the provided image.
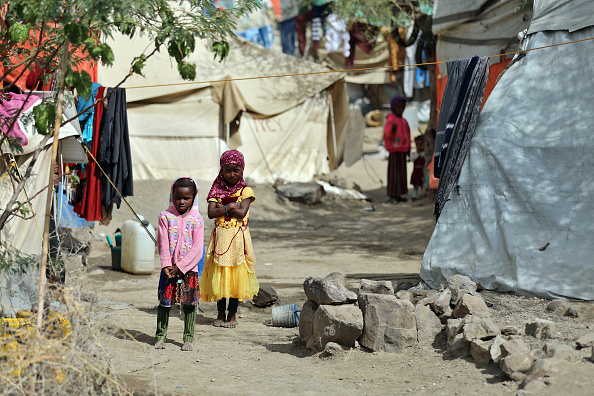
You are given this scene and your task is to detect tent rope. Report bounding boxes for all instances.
[123,37,594,90]
[80,143,157,244]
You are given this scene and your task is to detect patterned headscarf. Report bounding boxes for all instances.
[390,96,406,116]
[166,176,200,216]
[206,150,247,199]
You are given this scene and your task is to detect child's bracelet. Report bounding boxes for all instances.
[222,205,228,216]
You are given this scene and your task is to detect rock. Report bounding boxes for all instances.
[470,339,493,364]
[452,294,489,319]
[251,286,278,307]
[500,352,534,381]
[546,299,571,315]
[57,227,93,254]
[543,343,575,359]
[430,289,452,315]
[320,342,347,358]
[393,281,414,292]
[565,305,580,317]
[415,304,442,344]
[359,279,394,295]
[525,319,555,340]
[463,316,500,343]
[446,318,465,346]
[325,272,346,287]
[448,333,470,358]
[276,182,326,204]
[303,277,357,305]
[395,290,413,301]
[490,336,506,363]
[501,339,531,359]
[313,304,363,349]
[501,325,521,336]
[576,333,594,349]
[358,293,417,352]
[521,358,565,388]
[328,176,347,189]
[438,306,453,324]
[415,289,439,305]
[446,275,477,306]
[299,301,318,347]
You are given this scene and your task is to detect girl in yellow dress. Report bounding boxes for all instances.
[201,150,259,328]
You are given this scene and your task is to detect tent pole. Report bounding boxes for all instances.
[226,123,230,151]
[36,39,70,331]
[329,93,338,170]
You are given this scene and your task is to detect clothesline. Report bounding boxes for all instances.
[124,36,594,90]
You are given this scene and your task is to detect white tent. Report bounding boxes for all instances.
[421,0,594,301]
[98,35,352,183]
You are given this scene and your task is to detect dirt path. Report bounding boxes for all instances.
[70,153,593,395]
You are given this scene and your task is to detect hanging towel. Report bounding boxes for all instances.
[100,88,133,212]
[434,56,489,219]
[76,82,102,146]
[278,17,296,55]
[325,14,350,57]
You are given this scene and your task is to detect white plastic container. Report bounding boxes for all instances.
[121,216,156,275]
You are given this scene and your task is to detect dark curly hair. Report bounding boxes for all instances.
[172,177,197,198]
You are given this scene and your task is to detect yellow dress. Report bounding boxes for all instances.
[200,187,259,302]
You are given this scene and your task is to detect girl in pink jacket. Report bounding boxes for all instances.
[155,177,204,351]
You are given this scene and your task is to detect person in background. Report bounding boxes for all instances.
[410,135,425,201]
[155,177,204,351]
[201,150,259,329]
[384,96,411,202]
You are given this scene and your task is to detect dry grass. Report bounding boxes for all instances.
[0,286,131,395]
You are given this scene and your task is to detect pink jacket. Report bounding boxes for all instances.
[157,178,204,274]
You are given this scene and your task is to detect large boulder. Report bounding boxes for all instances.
[358,293,417,352]
[500,352,535,381]
[452,294,489,319]
[251,286,278,308]
[447,275,477,305]
[462,315,500,343]
[303,277,357,305]
[415,304,442,344]
[359,279,394,295]
[299,300,318,348]
[276,182,326,205]
[313,304,363,349]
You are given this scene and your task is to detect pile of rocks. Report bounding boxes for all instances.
[297,272,594,392]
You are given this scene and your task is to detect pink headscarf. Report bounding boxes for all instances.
[206,150,247,200]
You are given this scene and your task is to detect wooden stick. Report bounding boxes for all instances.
[36,39,70,331]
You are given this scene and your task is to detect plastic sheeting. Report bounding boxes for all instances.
[433,0,531,76]
[421,24,594,301]
[528,0,594,34]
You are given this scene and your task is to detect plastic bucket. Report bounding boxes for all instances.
[111,246,122,270]
[271,304,300,328]
[114,234,122,247]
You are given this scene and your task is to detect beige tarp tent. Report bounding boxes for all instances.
[98,35,351,183]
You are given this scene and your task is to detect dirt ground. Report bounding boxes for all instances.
[67,128,594,395]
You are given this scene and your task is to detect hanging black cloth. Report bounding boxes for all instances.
[100,87,133,211]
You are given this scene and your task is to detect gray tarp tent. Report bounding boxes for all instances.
[421,0,594,301]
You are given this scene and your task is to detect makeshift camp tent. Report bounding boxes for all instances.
[421,0,594,301]
[432,0,532,108]
[98,36,350,183]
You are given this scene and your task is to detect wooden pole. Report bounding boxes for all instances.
[36,40,70,330]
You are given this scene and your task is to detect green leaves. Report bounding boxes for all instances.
[65,69,92,100]
[8,23,30,44]
[64,22,89,44]
[32,103,56,136]
[212,41,230,62]
[131,54,147,76]
[177,61,196,81]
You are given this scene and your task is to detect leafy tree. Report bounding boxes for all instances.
[0,0,260,230]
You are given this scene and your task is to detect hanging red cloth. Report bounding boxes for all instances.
[74,86,105,221]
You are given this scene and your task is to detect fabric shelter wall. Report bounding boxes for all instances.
[421,21,594,300]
